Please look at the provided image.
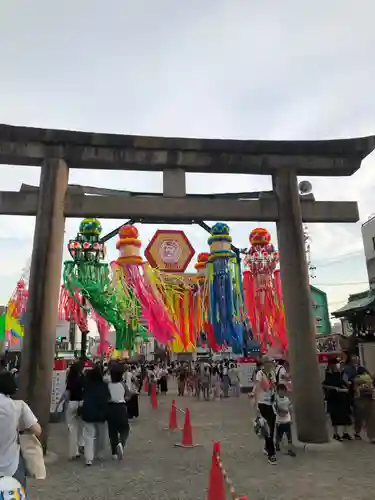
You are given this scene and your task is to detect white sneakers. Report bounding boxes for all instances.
[116,443,124,461]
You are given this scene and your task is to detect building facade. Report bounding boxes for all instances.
[361,215,375,289]
[332,220,375,364]
[310,285,331,336]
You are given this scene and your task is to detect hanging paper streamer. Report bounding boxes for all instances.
[1,279,28,346]
[143,228,200,353]
[243,228,287,352]
[0,303,24,345]
[0,314,5,342]
[114,225,178,346]
[273,269,287,349]
[11,280,28,319]
[92,310,111,356]
[207,223,244,352]
[164,273,199,353]
[0,262,31,346]
[192,252,219,352]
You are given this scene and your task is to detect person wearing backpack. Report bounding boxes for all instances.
[253,357,277,465]
[275,360,288,385]
[81,366,110,466]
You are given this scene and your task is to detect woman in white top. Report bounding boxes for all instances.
[229,364,240,397]
[107,365,130,461]
[0,371,41,488]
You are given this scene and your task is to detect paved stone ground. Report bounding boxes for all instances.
[29,390,375,500]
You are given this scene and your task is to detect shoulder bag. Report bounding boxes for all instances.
[19,432,46,480]
[14,400,46,480]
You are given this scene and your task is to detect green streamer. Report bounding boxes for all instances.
[63,260,147,351]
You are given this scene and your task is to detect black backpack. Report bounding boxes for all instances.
[275,365,283,385]
[82,382,110,423]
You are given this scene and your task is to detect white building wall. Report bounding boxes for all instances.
[55,320,70,340]
[361,216,375,289]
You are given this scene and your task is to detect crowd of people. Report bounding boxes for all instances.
[135,359,241,400]
[58,358,242,467]
[164,360,241,400]
[322,354,375,443]
[1,350,375,490]
[59,360,141,467]
[251,353,375,466]
[0,354,245,489]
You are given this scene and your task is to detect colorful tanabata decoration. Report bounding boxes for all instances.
[0,305,24,344]
[243,228,287,352]
[114,225,177,346]
[10,279,28,319]
[0,280,27,344]
[207,223,245,352]
[166,273,197,354]
[59,218,147,352]
[194,252,220,352]
[143,229,198,353]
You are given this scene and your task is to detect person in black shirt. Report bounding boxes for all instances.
[323,358,352,441]
[65,361,85,459]
[81,366,110,466]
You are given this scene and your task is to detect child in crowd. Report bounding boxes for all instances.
[274,383,296,457]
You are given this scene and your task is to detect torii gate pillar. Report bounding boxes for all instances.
[18,159,68,449]
[273,169,329,443]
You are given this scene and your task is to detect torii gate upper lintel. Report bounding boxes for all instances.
[1,124,374,446]
[0,122,374,175]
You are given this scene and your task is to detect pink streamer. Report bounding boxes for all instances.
[118,263,176,344]
[93,311,110,355]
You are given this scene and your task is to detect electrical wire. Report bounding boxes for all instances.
[314,250,364,267]
[314,281,368,287]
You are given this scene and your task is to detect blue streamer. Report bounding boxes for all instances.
[209,257,245,350]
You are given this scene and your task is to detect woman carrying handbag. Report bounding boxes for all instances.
[0,371,44,489]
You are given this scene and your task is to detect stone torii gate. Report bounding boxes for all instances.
[0,124,374,445]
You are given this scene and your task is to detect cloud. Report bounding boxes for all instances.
[0,0,374,311]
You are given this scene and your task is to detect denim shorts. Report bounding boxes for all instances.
[13,453,27,489]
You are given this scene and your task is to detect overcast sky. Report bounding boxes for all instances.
[0,0,374,314]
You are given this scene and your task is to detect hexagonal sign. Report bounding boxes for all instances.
[144,230,195,272]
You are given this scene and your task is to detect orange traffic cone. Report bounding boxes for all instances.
[174,408,200,448]
[207,441,226,500]
[151,383,158,409]
[165,400,179,430]
[143,377,149,394]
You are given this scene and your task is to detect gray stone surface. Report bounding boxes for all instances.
[1,124,374,179]
[29,392,375,500]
